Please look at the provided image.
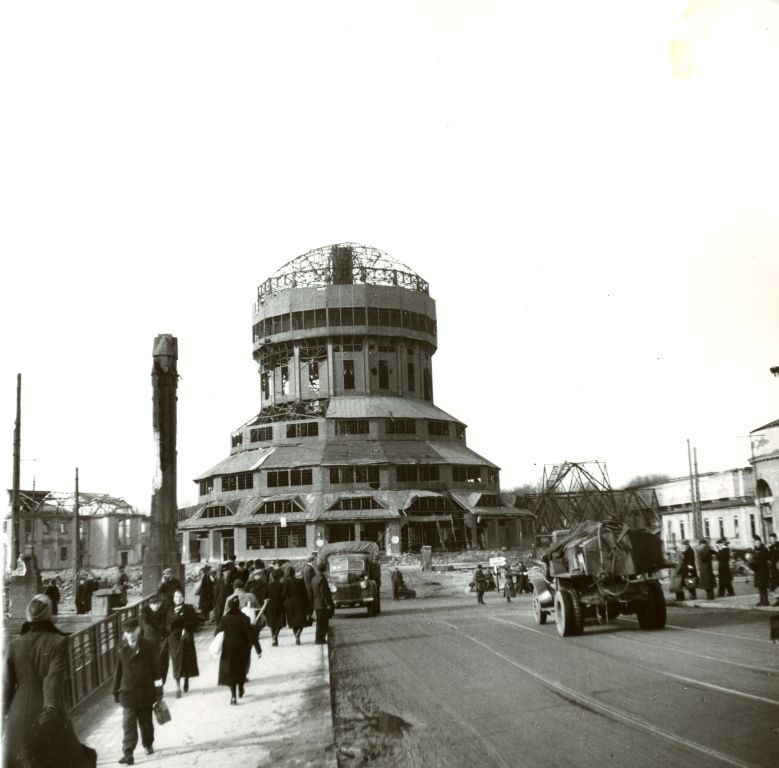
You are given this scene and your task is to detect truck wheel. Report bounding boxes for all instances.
[637,582,666,629]
[649,581,666,629]
[555,590,576,637]
[533,589,547,625]
[568,589,585,635]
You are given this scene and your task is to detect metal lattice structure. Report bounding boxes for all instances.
[528,461,660,535]
[257,242,429,297]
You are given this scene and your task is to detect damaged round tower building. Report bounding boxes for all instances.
[179,243,532,560]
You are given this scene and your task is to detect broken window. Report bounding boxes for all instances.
[201,505,231,519]
[250,426,273,442]
[308,360,320,392]
[334,419,369,435]
[261,371,270,400]
[286,422,319,438]
[231,433,243,448]
[455,424,465,440]
[379,360,389,389]
[281,365,290,395]
[343,360,355,390]
[199,478,214,495]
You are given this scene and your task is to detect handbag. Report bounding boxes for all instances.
[209,631,224,659]
[153,699,172,726]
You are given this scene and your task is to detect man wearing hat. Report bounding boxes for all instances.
[113,617,164,764]
[158,567,182,609]
[716,539,735,597]
[473,564,487,604]
[3,595,96,768]
[302,552,318,607]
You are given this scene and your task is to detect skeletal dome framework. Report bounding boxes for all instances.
[258,243,429,296]
[181,243,529,562]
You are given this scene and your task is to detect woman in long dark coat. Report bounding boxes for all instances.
[217,596,262,705]
[212,569,232,624]
[3,595,96,768]
[166,589,199,697]
[140,593,170,684]
[696,539,715,600]
[266,567,287,646]
[283,565,310,645]
[196,565,215,620]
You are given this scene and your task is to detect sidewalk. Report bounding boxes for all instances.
[670,592,779,612]
[73,623,336,768]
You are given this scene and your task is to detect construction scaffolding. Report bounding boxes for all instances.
[525,461,661,541]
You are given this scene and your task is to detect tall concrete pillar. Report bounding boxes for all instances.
[143,335,184,596]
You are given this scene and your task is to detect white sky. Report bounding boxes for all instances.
[2,1,778,513]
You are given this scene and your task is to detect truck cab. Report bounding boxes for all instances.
[318,541,382,617]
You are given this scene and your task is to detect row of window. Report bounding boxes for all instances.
[238,418,464,444]
[253,306,437,340]
[666,514,758,544]
[246,524,306,550]
[200,463,498,496]
[199,493,505,521]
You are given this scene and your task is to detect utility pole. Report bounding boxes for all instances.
[686,439,699,539]
[72,467,80,596]
[693,447,703,540]
[11,373,21,564]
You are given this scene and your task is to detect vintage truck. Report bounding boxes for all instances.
[318,541,382,617]
[531,520,667,637]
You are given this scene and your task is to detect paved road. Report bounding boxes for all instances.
[330,594,778,767]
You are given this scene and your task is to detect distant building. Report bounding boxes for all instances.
[179,243,530,562]
[749,418,779,538]
[4,490,149,570]
[644,468,757,550]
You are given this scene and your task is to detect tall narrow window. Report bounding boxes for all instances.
[261,371,270,399]
[749,513,756,537]
[733,516,739,538]
[308,360,320,392]
[423,368,432,401]
[343,360,355,390]
[680,521,685,540]
[407,362,415,391]
[703,519,710,538]
[379,360,389,389]
[718,517,724,539]
[281,365,290,395]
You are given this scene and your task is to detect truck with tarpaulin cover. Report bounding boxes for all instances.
[318,541,382,617]
[531,520,667,637]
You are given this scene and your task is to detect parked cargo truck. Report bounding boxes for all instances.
[531,520,667,636]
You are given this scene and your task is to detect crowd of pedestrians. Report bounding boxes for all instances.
[670,534,779,606]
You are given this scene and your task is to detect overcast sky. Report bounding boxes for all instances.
[2,1,778,513]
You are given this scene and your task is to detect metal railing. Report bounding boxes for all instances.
[65,595,154,710]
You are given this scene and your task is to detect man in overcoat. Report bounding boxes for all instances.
[3,595,96,768]
[696,538,715,600]
[749,536,771,606]
[302,552,317,606]
[473,564,487,604]
[311,560,336,644]
[716,539,735,597]
[113,617,164,764]
[676,540,698,600]
[768,532,779,603]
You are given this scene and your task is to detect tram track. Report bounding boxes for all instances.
[439,615,770,768]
